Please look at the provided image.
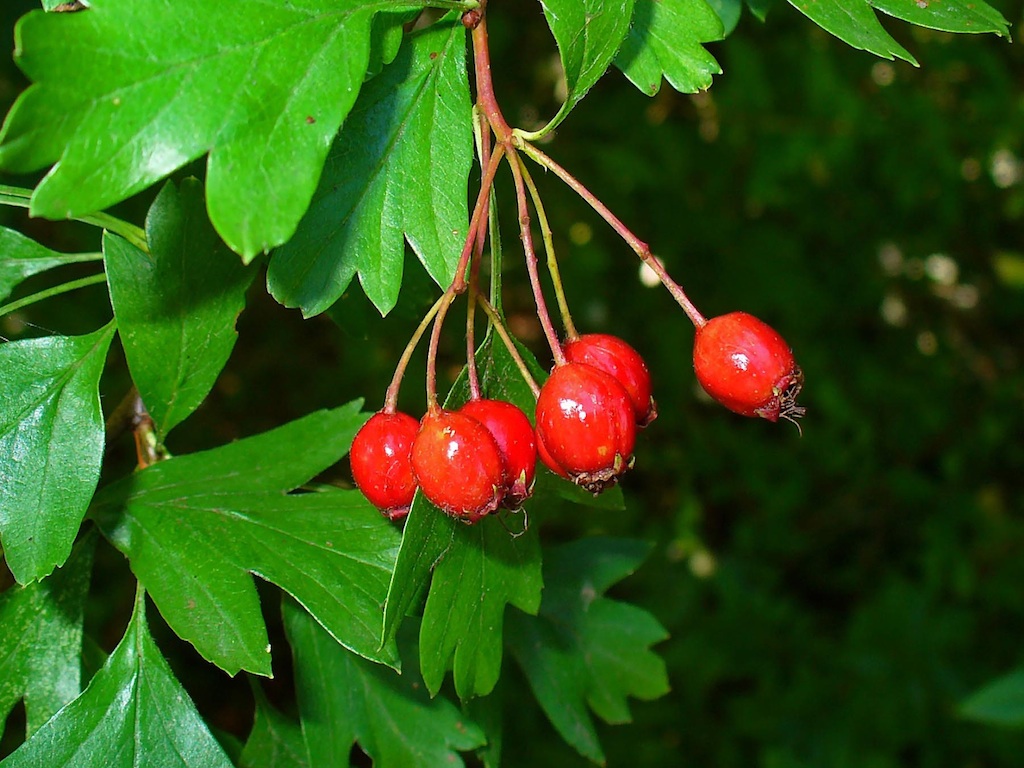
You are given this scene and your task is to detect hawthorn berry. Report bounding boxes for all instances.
[411,408,505,522]
[692,311,805,424]
[535,363,636,494]
[563,333,657,426]
[460,398,537,508]
[350,411,419,520]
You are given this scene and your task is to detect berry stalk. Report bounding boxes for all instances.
[425,143,507,407]
[507,148,567,366]
[383,293,446,413]
[515,155,578,340]
[516,139,707,329]
[476,295,541,398]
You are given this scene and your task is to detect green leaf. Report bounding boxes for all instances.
[366,10,417,80]
[786,0,1007,64]
[0,226,100,303]
[538,0,637,135]
[0,588,233,768]
[0,1,423,259]
[960,669,1024,728]
[267,19,472,317]
[91,403,402,677]
[240,686,310,768]
[614,0,724,96]
[867,0,1010,36]
[0,323,114,584]
[788,0,916,63]
[284,598,485,768]
[506,538,670,764]
[104,179,256,439]
[0,532,94,742]
[382,333,543,701]
[418,516,542,699]
[705,0,743,34]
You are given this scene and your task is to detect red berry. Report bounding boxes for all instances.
[350,411,419,520]
[411,408,505,523]
[535,363,636,494]
[563,333,657,426]
[460,398,537,508]
[692,311,805,423]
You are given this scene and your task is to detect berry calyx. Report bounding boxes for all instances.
[692,311,805,424]
[411,408,505,523]
[460,398,537,508]
[350,411,420,520]
[563,333,657,426]
[535,363,636,494]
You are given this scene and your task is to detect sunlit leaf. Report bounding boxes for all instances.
[0,0,424,258]
[267,18,472,316]
[539,0,636,134]
[615,0,724,96]
[0,323,114,584]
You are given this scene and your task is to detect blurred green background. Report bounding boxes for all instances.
[2,0,1023,766]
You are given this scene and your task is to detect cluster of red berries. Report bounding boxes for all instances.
[351,316,803,522]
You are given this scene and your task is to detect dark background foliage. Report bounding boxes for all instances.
[2,0,1023,765]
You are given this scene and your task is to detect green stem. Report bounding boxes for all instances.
[477,296,541,399]
[0,272,108,317]
[383,294,446,413]
[516,155,578,339]
[424,0,479,9]
[516,139,708,328]
[0,184,149,254]
[507,148,566,366]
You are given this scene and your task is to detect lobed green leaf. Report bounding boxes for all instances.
[0,323,114,584]
[538,0,637,135]
[786,0,1008,65]
[615,0,724,96]
[104,178,256,439]
[240,686,311,768]
[91,403,402,677]
[267,19,472,317]
[506,538,670,764]
[0,0,424,259]
[0,226,100,304]
[382,333,543,701]
[0,589,233,768]
[0,533,94,743]
[284,599,485,768]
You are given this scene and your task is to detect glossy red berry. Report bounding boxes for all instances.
[460,398,537,508]
[563,333,657,426]
[535,363,636,494]
[411,408,504,523]
[692,311,805,423]
[350,411,419,520]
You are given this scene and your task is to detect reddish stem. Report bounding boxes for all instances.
[425,144,507,408]
[518,140,707,329]
[471,4,512,143]
[508,148,567,366]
